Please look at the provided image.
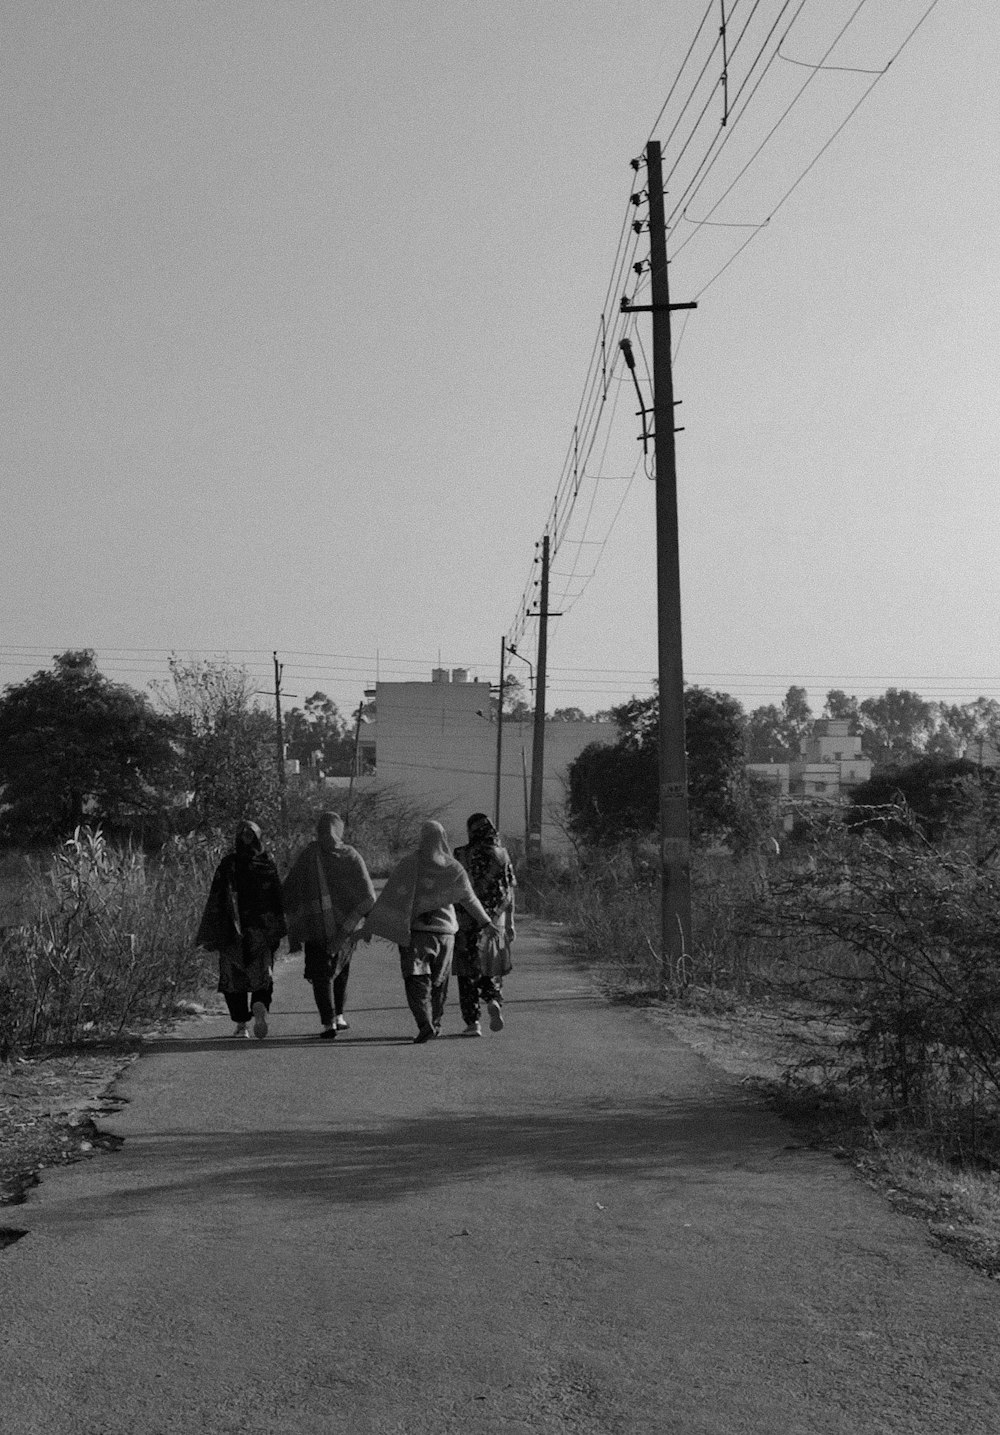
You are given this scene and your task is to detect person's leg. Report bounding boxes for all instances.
[224,991,250,1028]
[250,979,273,1039]
[484,975,504,1032]
[304,943,335,1033]
[311,977,335,1028]
[429,936,454,1033]
[457,969,481,1029]
[332,960,350,1027]
[403,974,434,1039]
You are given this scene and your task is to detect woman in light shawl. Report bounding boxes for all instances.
[196,820,286,1039]
[362,820,500,1043]
[453,812,516,1036]
[283,811,376,1038]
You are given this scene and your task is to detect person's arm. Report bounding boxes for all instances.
[456,874,501,936]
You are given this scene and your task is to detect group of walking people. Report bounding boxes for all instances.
[196,811,516,1044]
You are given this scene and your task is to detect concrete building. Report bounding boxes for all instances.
[747,720,873,815]
[790,719,872,798]
[356,668,617,853]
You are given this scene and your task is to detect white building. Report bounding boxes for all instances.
[790,719,872,797]
[747,719,872,814]
[357,669,617,854]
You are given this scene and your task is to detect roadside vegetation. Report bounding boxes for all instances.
[524,692,1000,1278]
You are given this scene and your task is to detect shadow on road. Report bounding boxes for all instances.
[43,1098,785,1223]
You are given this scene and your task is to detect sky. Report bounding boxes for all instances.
[2,0,996,725]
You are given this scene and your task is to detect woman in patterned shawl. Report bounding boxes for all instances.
[453,812,516,1036]
[282,811,376,1039]
[362,820,499,1043]
[196,820,286,1039]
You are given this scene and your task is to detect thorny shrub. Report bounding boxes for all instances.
[525,839,778,998]
[762,799,1000,1158]
[0,827,214,1056]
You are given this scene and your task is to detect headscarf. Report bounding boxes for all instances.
[466,812,497,844]
[365,820,483,946]
[455,812,516,918]
[316,810,346,849]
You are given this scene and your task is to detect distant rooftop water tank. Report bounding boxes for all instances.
[452,668,468,684]
[431,667,449,684]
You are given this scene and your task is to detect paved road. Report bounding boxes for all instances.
[3,919,1000,1434]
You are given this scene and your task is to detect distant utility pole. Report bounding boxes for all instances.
[528,534,551,858]
[272,651,289,841]
[345,699,367,829]
[494,636,506,829]
[624,140,697,985]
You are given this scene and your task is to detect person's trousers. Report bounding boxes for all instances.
[310,963,350,1026]
[457,970,503,1027]
[399,933,453,1036]
[224,983,273,1025]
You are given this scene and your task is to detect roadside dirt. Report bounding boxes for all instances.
[0,1052,134,1225]
[650,994,1000,1282]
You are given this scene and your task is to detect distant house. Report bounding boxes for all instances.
[747,718,872,815]
[340,668,617,854]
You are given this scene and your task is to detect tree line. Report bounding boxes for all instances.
[565,683,1000,852]
[743,684,1000,768]
[0,650,359,845]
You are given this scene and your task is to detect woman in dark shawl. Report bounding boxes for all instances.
[362,820,499,1043]
[453,812,516,1036]
[196,820,286,1039]
[283,811,376,1039]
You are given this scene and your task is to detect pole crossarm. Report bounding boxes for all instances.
[621,299,698,313]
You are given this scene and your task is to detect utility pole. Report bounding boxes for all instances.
[346,700,367,829]
[634,139,695,984]
[494,637,506,828]
[272,651,289,842]
[528,534,550,858]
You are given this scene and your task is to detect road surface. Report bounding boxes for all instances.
[2,918,999,1433]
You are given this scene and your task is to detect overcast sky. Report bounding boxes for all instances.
[2,1,994,721]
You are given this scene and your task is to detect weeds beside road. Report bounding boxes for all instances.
[524,818,1000,1282]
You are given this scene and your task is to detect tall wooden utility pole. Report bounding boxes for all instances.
[494,636,506,828]
[642,140,695,982]
[528,534,550,857]
[272,651,289,841]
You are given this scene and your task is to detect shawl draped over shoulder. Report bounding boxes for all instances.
[283,839,376,954]
[365,820,488,947]
[196,824,286,954]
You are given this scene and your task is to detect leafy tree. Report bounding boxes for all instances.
[744,704,788,763]
[284,691,353,774]
[823,689,859,723]
[857,687,935,767]
[157,656,280,838]
[551,706,588,722]
[846,757,1000,844]
[0,650,179,842]
[745,685,815,762]
[935,697,1000,764]
[567,685,769,849]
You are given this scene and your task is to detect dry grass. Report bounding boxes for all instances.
[526,843,1000,1283]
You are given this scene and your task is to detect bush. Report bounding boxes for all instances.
[763,803,1000,1156]
[0,828,216,1056]
[527,840,783,998]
